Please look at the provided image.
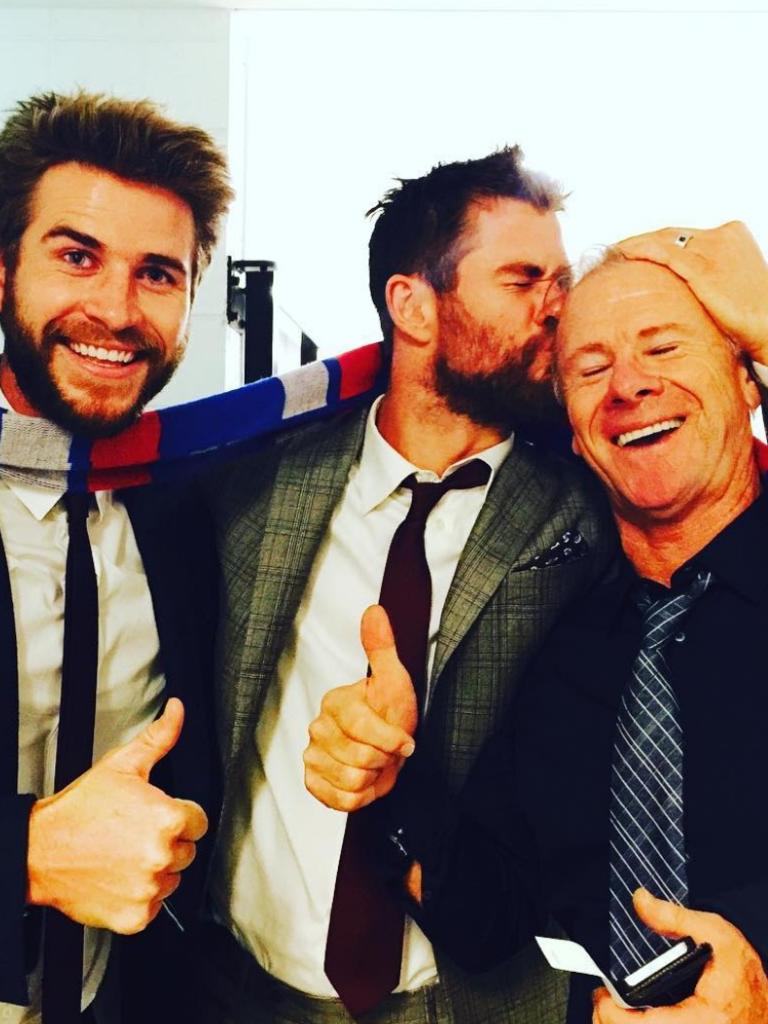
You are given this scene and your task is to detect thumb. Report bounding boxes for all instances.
[633,888,693,941]
[361,605,418,736]
[102,697,185,779]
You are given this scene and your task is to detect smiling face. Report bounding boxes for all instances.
[557,259,761,525]
[0,161,194,436]
[433,197,570,430]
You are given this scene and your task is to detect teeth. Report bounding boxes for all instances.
[69,342,136,364]
[616,418,684,448]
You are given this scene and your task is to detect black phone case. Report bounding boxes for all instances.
[619,942,712,1008]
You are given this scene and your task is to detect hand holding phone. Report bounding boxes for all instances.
[592,892,768,1023]
[616,938,711,1008]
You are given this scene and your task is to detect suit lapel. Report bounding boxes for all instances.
[431,442,557,685]
[227,409,369,763]
[0,533,18,793]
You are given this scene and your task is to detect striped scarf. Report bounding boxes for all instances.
[0,342,386,492]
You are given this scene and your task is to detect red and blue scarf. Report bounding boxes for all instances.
[0,342,386,492]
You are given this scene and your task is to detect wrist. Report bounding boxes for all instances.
[26,796,56,907]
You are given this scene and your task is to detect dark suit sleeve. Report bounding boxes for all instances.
[376,721,545,973]
[0,794,36,1006]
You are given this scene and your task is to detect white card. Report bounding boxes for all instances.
[535,936,638,1009]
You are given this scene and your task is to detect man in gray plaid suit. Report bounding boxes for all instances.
[198,147,615,1024]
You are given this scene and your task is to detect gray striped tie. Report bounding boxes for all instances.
[608,569,713,980]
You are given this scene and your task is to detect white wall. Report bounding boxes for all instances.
[0,6,231,406]
[231,8,768,357]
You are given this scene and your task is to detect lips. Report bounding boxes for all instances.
[613,417,685,448]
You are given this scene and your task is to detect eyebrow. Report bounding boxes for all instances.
[561,341,609,370]
[42,225,188,278]
[43,226,102,250]
[637,322,691,339]
[495,262,546,279]
[496,261,573,285]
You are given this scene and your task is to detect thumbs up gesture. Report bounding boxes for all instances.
[27,698,208,934]
[304,605,418,812]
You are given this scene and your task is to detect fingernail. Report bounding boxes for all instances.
[401,741,415,758]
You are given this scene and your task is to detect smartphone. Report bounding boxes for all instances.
[616,938,712,1008]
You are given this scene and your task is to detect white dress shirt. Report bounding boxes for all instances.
[214,398,511,997]
[0,397,165,1022]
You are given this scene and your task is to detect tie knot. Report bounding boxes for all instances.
[63,491,93,525]
[637,568,713,650]
[402,459,491,522]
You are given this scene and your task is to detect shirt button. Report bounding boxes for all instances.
[674,632,686,643]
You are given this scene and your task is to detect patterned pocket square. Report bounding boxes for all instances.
[517,529,587,571]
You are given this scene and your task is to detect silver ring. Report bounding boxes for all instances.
[674,233,693,249]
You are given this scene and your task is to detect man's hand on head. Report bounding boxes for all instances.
[617,221,768,366]
[27,697,208,934]
[592,889,768,1024]
[303,605,418,812]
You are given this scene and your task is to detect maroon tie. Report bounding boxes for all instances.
[325,460,491,1017]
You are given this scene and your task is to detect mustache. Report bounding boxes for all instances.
[42,316,159,356]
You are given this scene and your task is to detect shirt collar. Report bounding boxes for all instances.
[354,395,513,515]
[0,385,110,522]
[669,488,768,603]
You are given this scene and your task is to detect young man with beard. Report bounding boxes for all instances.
[200,148,615,1024]
[0,91,232,1023]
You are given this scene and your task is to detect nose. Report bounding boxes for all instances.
[533,273,568,328]
[81,264,142,333]
[607,357,664,405]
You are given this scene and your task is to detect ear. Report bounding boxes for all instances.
[0,251,6,310]
[385,274,437,346]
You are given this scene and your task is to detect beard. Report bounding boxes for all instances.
[433,293,564,434]
[0,278,183,438]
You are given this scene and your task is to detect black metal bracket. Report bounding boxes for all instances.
[227,257,275,382]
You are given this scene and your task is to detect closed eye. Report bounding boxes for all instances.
[581,364,610,378]
[648,343,678,356]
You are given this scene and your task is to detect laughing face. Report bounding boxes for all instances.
[0,162,194,436]
[557,259,761,525]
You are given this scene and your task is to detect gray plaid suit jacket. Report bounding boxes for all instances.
[208,405,615,1024]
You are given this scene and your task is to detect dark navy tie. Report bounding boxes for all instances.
[608,569,713,980]
[42,493,99,1024]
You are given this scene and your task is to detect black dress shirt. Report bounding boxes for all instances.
[386,492,768,1023]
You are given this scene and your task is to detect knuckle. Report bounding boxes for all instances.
[139,876,163,904]
[336,789,366,813]
[115,905,152,935]
[304,769,321,799]
[142,843,171,875]
[347,745,378,769]
[163,805,187,835]
[320,690,338,714]
[338,765,369,792]
[164,872,182,896]
[303,743,320,770]
[348,706,370,737]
